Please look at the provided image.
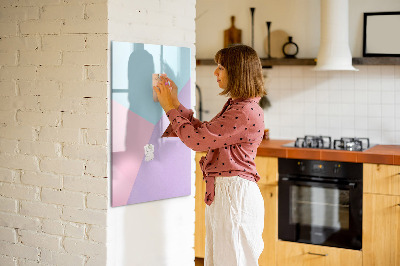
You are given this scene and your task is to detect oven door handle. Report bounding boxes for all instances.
[280,177,357,189]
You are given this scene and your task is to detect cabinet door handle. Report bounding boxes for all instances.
[307,252,328,256]
[397,204,400,207]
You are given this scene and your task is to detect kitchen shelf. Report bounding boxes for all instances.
[196,57,400,67]
[352,57,400,65]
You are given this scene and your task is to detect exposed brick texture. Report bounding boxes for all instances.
[0,0,197,264]
[0,1,108,264]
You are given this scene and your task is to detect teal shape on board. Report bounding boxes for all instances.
[111,41,191,125]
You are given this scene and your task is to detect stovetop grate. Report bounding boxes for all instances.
[285,136,372,151]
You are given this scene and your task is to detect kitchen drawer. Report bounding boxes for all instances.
[364,164,400,196]
[276,241,362,266]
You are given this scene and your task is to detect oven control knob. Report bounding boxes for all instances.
[334,165,340,174]
[298,161,305,171]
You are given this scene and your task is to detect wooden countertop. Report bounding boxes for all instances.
[256,139,400,165]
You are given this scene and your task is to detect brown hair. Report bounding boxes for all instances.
[214,44,266,99]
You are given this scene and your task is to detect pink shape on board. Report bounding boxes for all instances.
[111,100,154,207]
[111,99,128,153]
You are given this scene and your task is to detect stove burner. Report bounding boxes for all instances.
[333,137,370,151]
[286,136,372,151]
[295,135,332,149]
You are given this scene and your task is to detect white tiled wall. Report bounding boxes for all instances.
[195,65,400,145]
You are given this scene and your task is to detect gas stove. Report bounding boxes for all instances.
[283,135,373,151]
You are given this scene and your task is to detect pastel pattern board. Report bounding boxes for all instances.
[111,41,191,207]
[127,80,192,204]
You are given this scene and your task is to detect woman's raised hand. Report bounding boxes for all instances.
[153,76,175,113]
[163,76,180,109]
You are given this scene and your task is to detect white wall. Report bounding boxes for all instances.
[196,0,319,59]
[107,1,197,266]
[196,0,400,58]
[0,0,108,265]
[196,0,400,145]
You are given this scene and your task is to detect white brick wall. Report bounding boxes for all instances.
[1,0,197,264]
[0,0,108,265]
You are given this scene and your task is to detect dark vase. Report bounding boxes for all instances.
[282,36,299,58]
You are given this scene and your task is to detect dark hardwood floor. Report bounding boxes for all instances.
[195,257,204,266]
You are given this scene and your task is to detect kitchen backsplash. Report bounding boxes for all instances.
[195,65,400,145]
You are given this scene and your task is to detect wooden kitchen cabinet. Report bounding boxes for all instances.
[255,156,278,186]
[363,163,400,266]
[276,241,362,266]
[363,193,400,266]
[195,152,207,258]
[256,156,278,266]
[258,184,278,266]
[364,163,400,196]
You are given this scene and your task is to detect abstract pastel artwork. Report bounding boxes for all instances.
[111,41,191,207]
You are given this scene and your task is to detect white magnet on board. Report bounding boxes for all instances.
[144,144,154,162]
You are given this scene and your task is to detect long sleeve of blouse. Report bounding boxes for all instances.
[165,103,249,152]
[161,104,202,138]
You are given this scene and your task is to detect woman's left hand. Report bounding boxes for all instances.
[153,77,175,113]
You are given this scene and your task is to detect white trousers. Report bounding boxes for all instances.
[205,176,265,266]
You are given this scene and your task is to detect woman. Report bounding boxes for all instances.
[153,44,266,266]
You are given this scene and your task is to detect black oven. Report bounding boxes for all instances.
[278,158,363,250]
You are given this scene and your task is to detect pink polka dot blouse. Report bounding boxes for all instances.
[162,97,265,205]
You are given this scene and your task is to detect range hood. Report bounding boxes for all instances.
[314,0,358,71]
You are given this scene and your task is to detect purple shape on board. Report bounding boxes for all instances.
[127,80,192,204]
[177,79,191,109]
